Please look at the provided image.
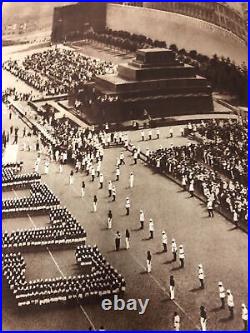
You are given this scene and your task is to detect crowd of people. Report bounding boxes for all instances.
[2,163,125,308]
[2,114,247,329]
[18,115,246,329]
[3,161,23,171]
[2,87,33,103]
[75,244,126,295]
[2,183,60,216]
[3,48,115,96]
[34,115,128,179]
[3,246,125,307]
[2,168,40,189]
[148,144,248,226]
[2,218,86,249]
[187,119,247,185]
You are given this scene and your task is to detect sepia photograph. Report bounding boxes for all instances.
[2,1,248,331]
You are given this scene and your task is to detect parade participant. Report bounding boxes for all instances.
[116,156,121,167]
[173,312,180,331]
[81,181,85,198]
[55,149,60,162]
[181,175,187,191]
[120,152,125,165]
[115,231,121,251]
[129,172,134,188]
[91,167,95,182]
[112,186,116,202]
[116,167,120,181]
[145,148,150,162]
[133,150,138,164]
[242,304,248,331]
[99,173,104,189]
[139,209,145,229]
[125,229,130,250]
[141,130,145,141]
[169,275,175,300]
[227,290,234,318]
[96,162,101,177]
[179,245,185,268]
[69,170,74,185]
[93,195,98,212]
[200,305,207,331]
[207,200,214,218]
[146,250,152,273]
[107,210,112,229]
[125,197,130,215]
[149,219,154,239]
[108,180,112,197]
[161,231,168,252]
[233,210,239,228]
[35,140,40,152]
[189,179,194,197]
[198,264,205,289]
[171,239,177,261]
[218,282,226,309]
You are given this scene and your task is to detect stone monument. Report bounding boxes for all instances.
[93,48,214,122]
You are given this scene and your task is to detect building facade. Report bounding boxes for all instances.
[141,2,247,43]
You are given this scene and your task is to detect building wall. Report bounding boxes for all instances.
[143,2,247,42]
[51,3,107,42]
[106,4,247,65]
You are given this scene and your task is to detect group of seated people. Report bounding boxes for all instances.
[49,206,72,224]
[3,60,50,95]
[2,217,86,249]
[2,183,60,215]
[2,164,86,248]
[186,120,247,185]
[3,247,125,307]
[148,137,247,226]
[3,48,115,97]
[3,161,23,171]
[2,168,40,189]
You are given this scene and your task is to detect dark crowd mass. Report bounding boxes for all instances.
[3,48,115,96]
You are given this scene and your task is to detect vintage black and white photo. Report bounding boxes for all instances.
[2,2,248,331]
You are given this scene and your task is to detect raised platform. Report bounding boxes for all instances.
[118,63,195,81]
[95,74,210,94]
[92,48,214,122]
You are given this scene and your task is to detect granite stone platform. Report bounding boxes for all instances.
[93,48,214,122]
